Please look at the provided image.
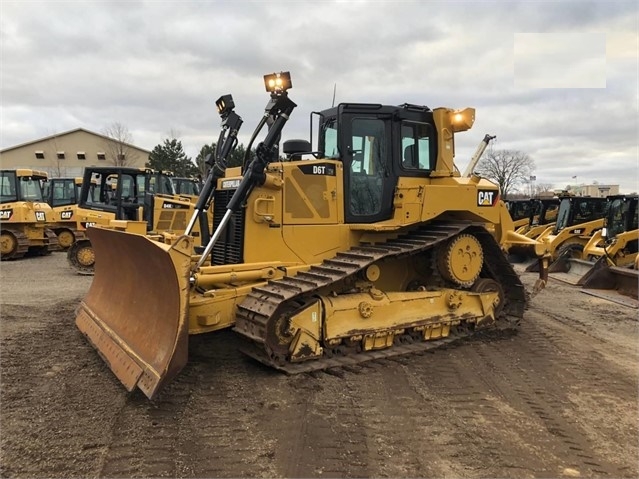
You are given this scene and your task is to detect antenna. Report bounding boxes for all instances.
[331,83,337,107]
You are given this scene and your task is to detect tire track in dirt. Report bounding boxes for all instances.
[96,369,197,477]
[171,331,281,478]
[1,299,126,478]
[265,367,371,478]
[97,331,277,478]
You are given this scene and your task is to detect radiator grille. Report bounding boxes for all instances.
[212,189,245,265]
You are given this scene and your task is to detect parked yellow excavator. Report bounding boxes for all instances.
[76,72,548,399]
[1,169,59,259]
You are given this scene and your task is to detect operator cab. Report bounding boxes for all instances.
[605,195,639,240]
[554,196,607,234]
[0,169,47,204]
[317,103,437,223]
[79,168,176,225]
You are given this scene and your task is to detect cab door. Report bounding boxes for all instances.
[341,114,395,223]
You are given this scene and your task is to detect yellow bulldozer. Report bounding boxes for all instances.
[43,176,98,250]
[76,72,548,399]
[0,169,59,259]
[66,166,212,274]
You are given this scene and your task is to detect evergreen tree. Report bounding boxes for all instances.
[146,138,198,177]
[194,142,257,173]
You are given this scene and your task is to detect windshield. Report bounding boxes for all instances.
[175,180,199,195]
[50,179,77,207]
[554,198,572,233]
[540,202,558,224]
[150,174,176,195]
[0,171,17,204]
[20,177,44,202]
[606,198,631,239]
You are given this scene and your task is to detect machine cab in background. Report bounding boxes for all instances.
[318,103,437,224]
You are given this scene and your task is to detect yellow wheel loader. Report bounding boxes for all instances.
[0,169,59,259]
[549,195,638,299]
[76,72,548,399]
[66,167,213,274]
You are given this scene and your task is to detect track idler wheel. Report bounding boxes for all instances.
[0,231,17,259]
[55,229,76,250]
[471,278,505,318]
[67,239,95,275]
[265,309,296,364]
[437,234,484,287]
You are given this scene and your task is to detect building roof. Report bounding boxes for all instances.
[0,127,151,154]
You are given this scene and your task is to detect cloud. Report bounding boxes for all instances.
[1,0,637,192]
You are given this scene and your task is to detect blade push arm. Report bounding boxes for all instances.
[194,72,297,271]
[184,96,243,236]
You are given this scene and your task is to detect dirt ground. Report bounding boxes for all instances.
[1,252,637,478]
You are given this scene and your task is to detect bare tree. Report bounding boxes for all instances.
[102,122,139,167]
[476,148,535,198]
[534,182,555,196]
[46,135,67,178]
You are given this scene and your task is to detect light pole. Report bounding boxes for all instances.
[529,175,536,197]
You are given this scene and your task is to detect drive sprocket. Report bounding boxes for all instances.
[436,233,483,287]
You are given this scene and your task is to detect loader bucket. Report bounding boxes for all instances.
[75,227,193,399]
[548,258,595,285]
[580,256,639,308]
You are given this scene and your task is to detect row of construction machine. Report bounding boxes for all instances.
[505,194,607,270]
[547,194,638,307]
[173,177,202,200]
[515,198,560,237]
[0,169,59,259]
[525,194,608,268]
[43,176,96,250]
[505,198,538,230]
[75,71,550,399]
[65,167,212,274]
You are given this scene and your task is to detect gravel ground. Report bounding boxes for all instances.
[1,252,637,478]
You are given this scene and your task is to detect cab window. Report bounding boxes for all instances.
[401,121,432,171]
[321,119,339,159]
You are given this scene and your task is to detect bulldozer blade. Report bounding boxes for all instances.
[75,228,193,399]
[548,258,595,285]
[580,256,639,308]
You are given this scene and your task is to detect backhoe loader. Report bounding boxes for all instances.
[549,195,638,301]
[1,169,59,259]
[76,72,548,399]
[66,167,211,274]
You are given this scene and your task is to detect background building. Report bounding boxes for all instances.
[565,183,620,197]
[0,128,150,178]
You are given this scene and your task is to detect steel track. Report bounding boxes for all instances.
[234,221,526,373]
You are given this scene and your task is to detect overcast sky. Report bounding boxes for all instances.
[1,0,637,192]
